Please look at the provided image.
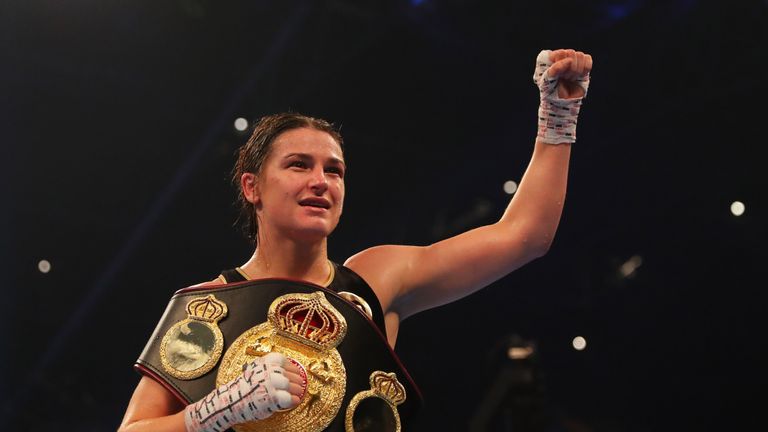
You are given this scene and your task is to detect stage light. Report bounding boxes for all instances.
[619,255,643,278]
[572,336,586,351]
[730,201,745,217]
[502,334,536,360]
[503,180,518,195]
[507,346,534,360]
[234,117,248,131]
[38,259,51,274]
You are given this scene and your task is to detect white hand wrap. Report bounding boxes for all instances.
[533,50,590,144]
[185,352,293,432]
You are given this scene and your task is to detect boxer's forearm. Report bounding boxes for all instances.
[119,411,187,432]
[499,140,571,255]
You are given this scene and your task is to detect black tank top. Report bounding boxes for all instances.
[219,261,388,338]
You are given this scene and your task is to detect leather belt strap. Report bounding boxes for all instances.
[135,278,422,431]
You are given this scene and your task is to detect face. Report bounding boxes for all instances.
[243,127,346,243]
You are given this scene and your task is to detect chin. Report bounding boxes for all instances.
[288,224,335,242]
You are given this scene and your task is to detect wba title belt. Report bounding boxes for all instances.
[135,279,422,432]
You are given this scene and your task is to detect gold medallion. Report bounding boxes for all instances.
[160,294,227,380]
[217,291,348,432]
[345,371,407,432]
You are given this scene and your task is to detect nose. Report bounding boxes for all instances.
[308,166,328,195]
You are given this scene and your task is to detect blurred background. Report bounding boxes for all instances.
[3,0,767,430]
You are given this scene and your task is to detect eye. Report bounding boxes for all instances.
[289,160,308,169]
[325,166,344,177]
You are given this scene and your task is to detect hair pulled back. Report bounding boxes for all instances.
[232,112,343,242]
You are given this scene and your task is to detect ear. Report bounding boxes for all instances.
[241,173,260,204]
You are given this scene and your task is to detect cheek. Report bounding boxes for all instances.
[265,176,295,198]
[335,183,345,204]
[329,183,344,215]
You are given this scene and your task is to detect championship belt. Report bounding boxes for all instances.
[136,279,423,432]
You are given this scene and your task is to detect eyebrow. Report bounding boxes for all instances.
[284,153,346,167]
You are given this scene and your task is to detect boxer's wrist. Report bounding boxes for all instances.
[536,96,584,144]
[184,353,292,432]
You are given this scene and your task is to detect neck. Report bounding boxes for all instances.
[241,230,331,285]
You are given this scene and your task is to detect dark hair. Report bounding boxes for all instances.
[232,112,344,242]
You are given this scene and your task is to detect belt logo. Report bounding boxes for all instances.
[345,371,407,432]
[217,291,348,432]
[160,294,227,380]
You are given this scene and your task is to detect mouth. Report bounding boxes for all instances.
[299,197,331,210]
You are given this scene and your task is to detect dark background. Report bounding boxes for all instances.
[3,0,766,430]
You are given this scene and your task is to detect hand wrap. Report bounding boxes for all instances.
[184,352,293,432]
[533,50,590,144]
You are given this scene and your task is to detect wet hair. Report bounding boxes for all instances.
[232,112,344,243]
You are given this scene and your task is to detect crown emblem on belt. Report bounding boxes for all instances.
[219,290,349,431]
[370,371,407,405]
[160,294,228,380]
[186,294,228,323]
[267,291,347,351]
[345,371,407,431]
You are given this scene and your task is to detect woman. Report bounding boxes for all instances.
[119,48,592,432]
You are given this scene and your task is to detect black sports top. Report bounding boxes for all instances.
[219,261,388,338]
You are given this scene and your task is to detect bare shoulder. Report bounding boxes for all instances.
[344,244,423,311]
[344,244,421,273]
[190,275,226,288]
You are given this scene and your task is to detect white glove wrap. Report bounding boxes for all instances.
[185,352,293,432]
[533,50,590,144]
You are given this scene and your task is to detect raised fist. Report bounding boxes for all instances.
[532,49,593,144]
[534,49,593,100]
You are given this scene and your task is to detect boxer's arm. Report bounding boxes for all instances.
[347,140,571,319]
[119,354,305,432]
[346,49,592,319]
[118,376,187,432]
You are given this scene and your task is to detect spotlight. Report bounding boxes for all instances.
[507,346,534,360]
[730,201,745,217]
[619,255,643,278]
[234,117,248,132]
[504,334,536,360]
[572,336,586,351]
[38,259,51,274]
[503,180,518,195]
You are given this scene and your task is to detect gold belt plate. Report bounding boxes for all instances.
[216,291,348,432]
